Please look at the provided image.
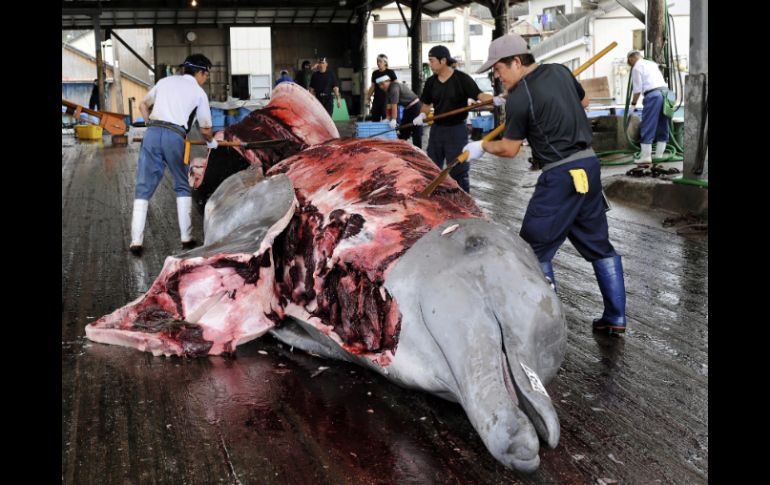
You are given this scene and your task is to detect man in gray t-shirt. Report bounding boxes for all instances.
[376,76,423,149]
[463,34,627,336]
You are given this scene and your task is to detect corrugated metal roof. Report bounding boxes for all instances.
[62,1,523,28]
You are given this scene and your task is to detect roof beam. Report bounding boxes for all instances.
[109,29,155,72]
[615,0,645,24]
[396,1,412,33]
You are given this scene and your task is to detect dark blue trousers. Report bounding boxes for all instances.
[398,102,423,149]
[640,90,669,144]
[520,156,617,263]
[427,123,470,193]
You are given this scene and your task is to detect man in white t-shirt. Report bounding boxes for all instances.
[627,50,670,165]
[130,54,217,255]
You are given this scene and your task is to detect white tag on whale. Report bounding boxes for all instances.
[520,362,549,397]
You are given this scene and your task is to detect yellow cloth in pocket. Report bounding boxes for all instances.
[568,169,589,194]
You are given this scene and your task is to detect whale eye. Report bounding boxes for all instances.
[464,235,487,253]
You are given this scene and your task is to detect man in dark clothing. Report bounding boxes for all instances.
[296,60,316,90]
[89,79,100,111]
[413,45,496,193]
[309,57,341,116]
[376,76,423,149]
[367,54,397,121]
[464,34,627,335]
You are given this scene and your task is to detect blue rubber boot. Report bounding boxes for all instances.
[592,255,627,335]
[540,261,556,293]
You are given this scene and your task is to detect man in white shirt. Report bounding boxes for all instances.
[627,50,670,165]
[130,54,217,255]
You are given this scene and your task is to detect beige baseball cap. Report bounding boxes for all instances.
[476,34,531,73]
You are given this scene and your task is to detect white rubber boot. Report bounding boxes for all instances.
[130,199,149,253]
[177,196,193,244]
[655,141,667,159]
[637,143,652,165]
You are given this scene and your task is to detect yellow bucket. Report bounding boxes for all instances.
[75,124,103,140]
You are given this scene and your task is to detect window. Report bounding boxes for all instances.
[562,57,580,72]
[422,20,454,43]
[633,29,645,51]
[543,5,565,16]
[469,24,483,36]
[373,21,408,38]
[541,5,565,31]
[388,23,408,37]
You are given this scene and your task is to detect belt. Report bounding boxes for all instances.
[147,120,186,139]
[405,98,420,109]
[643,87,667,96]
[539,148,596,172]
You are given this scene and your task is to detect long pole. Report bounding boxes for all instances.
[421,41,619,196]
[367,98,497,138]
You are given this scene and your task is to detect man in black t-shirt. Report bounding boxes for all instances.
[464,34,627,336]
[367,54,397,121]
[88,79,100,111]
[413,46,494,193]
[309,57,341,116]
[296,60,316,90]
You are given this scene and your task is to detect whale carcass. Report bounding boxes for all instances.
[86,83,567,472]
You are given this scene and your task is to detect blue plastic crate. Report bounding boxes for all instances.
[211,108,225,127]
[355,121,397,139]
[471,115,494,133]
[238,107,252,121]
[79,113,100,125]
[225,115,239,126]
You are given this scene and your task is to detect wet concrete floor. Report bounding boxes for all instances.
[62,127,707,484]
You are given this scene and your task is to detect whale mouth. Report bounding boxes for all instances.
[508,452,541,474]
[495,311,560,450]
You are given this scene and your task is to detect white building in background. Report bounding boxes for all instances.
[526,0,690,104]
[366,3,495,89]
[230,27,274,100]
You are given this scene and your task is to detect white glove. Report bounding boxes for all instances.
[206,138,218,149]
[463,140,485,161]
[467,98,477,107]
[389,119,398,129]
[412,112,427,126]
[492,95,507,107]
